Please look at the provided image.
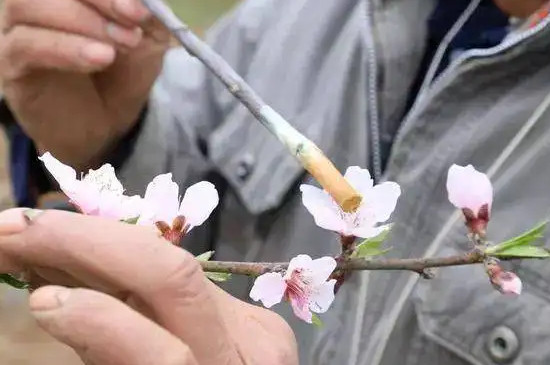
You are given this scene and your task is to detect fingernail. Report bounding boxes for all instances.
[113,0,151,22]
[29,286,71,312]
[106,23,143,48]
[0,209,31,235]
[81,42,116,65]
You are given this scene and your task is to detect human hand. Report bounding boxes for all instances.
[0,0,171,169]
[0,209,298,364]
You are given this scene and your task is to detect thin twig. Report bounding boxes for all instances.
[200,250,494,277]
[139,0,361,212]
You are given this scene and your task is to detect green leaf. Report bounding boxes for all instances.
[121,216,139,225]
[204,272,231,282]
[196,251,215,262]
[490,245,550,258]
[311,313,323,328]
[352,225,393,258]
[0,274,29,289]
[486,221,548,255]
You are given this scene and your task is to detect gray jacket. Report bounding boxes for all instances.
[120,0,550,363]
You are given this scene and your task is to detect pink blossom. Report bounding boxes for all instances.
[249,255,337,323]
[39,153,142,220]
[138,173,219,244]
[446,164,493,235]
[300,166,401,238]
[488,265,522,296]
[498,272,523,295]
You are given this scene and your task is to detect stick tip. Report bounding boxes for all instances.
[341,195,362,213]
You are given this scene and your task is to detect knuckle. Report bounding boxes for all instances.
[0,27,29,79]
[3,0,24,26]
[155,252,206,303]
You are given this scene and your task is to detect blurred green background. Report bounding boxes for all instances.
[168,0,240,34]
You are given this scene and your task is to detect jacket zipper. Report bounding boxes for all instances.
[346,2,380,364]
[364,0,382,182]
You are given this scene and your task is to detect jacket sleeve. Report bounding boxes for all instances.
[118,0,277,195]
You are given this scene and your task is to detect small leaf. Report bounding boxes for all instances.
[121,216,139,225]
[311,313,324,328]
[196,251,215,262]
[490,245,550,258]
[0,274,29,289]
[352,226,393,258]
[487,221,548,255]
[204,271,231,282]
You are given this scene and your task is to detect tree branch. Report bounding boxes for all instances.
[139,0,362,212]
[200,250,490,277]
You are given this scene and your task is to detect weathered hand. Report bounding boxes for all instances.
[0,209,298,365]
[0,0,171,169]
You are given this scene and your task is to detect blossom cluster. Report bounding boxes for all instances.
[39,153,219,244]
[40,152,521,323]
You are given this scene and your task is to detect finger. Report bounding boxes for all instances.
[30,286,198,365]
[3,0,142,48]
[0,209,241,364]
[82,0,151,25]
[0,25,115,79]
[0,210,28,272]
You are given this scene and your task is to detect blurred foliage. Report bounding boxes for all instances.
[167,0,239,34]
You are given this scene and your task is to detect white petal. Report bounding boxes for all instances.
[307,256,337,284]
[139,173,180,225]
[351,224,389,240]
[38,152,77,190]
[446,164,493,215]
[116,195,144,220]
[309,279,336,313]
[363,181,401,223]
[290,297,313,323]
[179,181,219,230]
[249,272,286,308]
[286,254,313,279]
[68,183,102,215]
[299,184,345,233]
[344,166,374,196]
[82,164,124,195]
[39,153,105,214]
[499,272,522,296]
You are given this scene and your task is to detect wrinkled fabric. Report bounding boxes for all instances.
[114,0,550,364]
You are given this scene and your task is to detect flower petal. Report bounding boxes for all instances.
[289,295,313,323]
[309,279,336,314]
[351,223,390,240]
[363,181,401,223]
[178,181,219,231]
[38,153,104,214]
[114,195,143,220]
[498,272,522,296]
[139,173,180,225]
[286,254,313,279]
[306,256,337,284]
[344,166,374,196]
[38,152,77,191]
[446,164,493,215]
[299,184,345,233]
[249,272,286,308]
[82,164,124,196]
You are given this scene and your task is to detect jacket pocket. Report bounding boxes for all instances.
[208,106,315,215]
[414,244,550,365]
